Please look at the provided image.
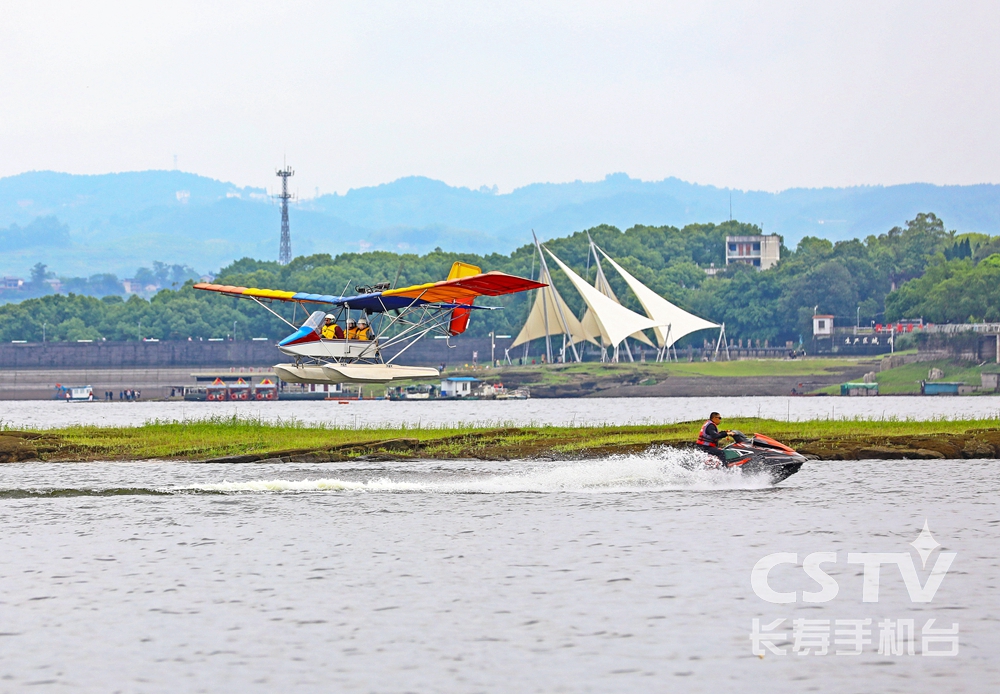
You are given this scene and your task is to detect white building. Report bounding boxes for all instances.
[812,315,834,337]
[726,235,781,270]
[440,377,479,397]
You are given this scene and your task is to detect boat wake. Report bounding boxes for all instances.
[180,447,780,495]
[0,487,173,499]
[0,448,785,499]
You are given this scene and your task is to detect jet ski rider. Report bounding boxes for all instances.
[697,412,733,464]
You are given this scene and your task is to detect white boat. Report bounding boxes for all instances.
[58,385,95,402]
[496,388,530,400]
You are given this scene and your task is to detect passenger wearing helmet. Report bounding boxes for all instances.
[321,314,344,340]
[356,318,372,341]
[346,318,358,340]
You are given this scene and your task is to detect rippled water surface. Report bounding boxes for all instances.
[4,395,1000,429]
[1,452,997,692]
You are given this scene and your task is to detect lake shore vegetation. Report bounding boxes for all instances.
[3,415,999,464]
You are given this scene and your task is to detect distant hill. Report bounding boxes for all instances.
[2,169,998,277]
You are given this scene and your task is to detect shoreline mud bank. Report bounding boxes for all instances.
[3,419,1000,464]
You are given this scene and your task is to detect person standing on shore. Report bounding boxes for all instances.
[697,412,732,465]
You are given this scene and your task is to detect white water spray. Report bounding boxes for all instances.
[179,447,777,495]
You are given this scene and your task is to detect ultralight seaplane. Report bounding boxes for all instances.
[194,262,545,386]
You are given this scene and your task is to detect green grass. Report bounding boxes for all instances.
[812,358,991,395]
[12,414,478,460]
[11,413,1000,461]
[871,359,985,395]
[655,358,871,378]
[463,357,876,386]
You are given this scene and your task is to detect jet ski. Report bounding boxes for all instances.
[701,431,806,484]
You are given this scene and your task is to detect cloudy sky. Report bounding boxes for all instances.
[2,1,998,195]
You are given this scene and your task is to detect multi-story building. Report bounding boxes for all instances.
[725,234,781,270]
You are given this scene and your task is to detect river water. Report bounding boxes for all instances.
[0,450,997,692]
[4,395,1000,430]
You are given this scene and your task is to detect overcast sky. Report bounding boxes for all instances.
[2,1,998,195]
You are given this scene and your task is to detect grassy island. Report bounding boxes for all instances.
[2,416,1000,464]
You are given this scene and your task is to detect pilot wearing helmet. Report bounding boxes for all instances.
[356,318,372,341]
[321,314,344,340]
[346,318,358,340]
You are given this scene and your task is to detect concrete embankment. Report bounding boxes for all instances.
[4,367,860,400]
[0,366,258,400]
[491,362,877,398]
[0,339,886,400]
[0,337,502,399]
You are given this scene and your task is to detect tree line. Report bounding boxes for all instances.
[0,213,996,345]
[1,259,201,303]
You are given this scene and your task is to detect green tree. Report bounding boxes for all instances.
[886,255,1000,323]
[1,213,995,345]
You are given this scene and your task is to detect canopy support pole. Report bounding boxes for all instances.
[533,234,553,364]
[658,324,672,362]
[542,285,553,365]
[534,231,582,363]
[713,323,730,361]
[548,281,581,363]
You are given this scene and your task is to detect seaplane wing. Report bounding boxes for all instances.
[193,270,544,313]
[193,261,546,387]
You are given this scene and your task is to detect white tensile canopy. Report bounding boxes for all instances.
[544,248,659,349]
[597,247,719,348]
[510,277,591,348]
[580,252,656,348]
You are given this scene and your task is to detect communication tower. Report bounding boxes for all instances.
[275,165,294,265]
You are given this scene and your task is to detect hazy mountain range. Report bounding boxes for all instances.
[2,169,998,278]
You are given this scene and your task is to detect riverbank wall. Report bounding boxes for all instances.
[0,338,815,371]
[0,337,502,369]
[0,337,507,399]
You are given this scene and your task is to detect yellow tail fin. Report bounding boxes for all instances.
[447,261,482,280]
[446,262,480,335]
